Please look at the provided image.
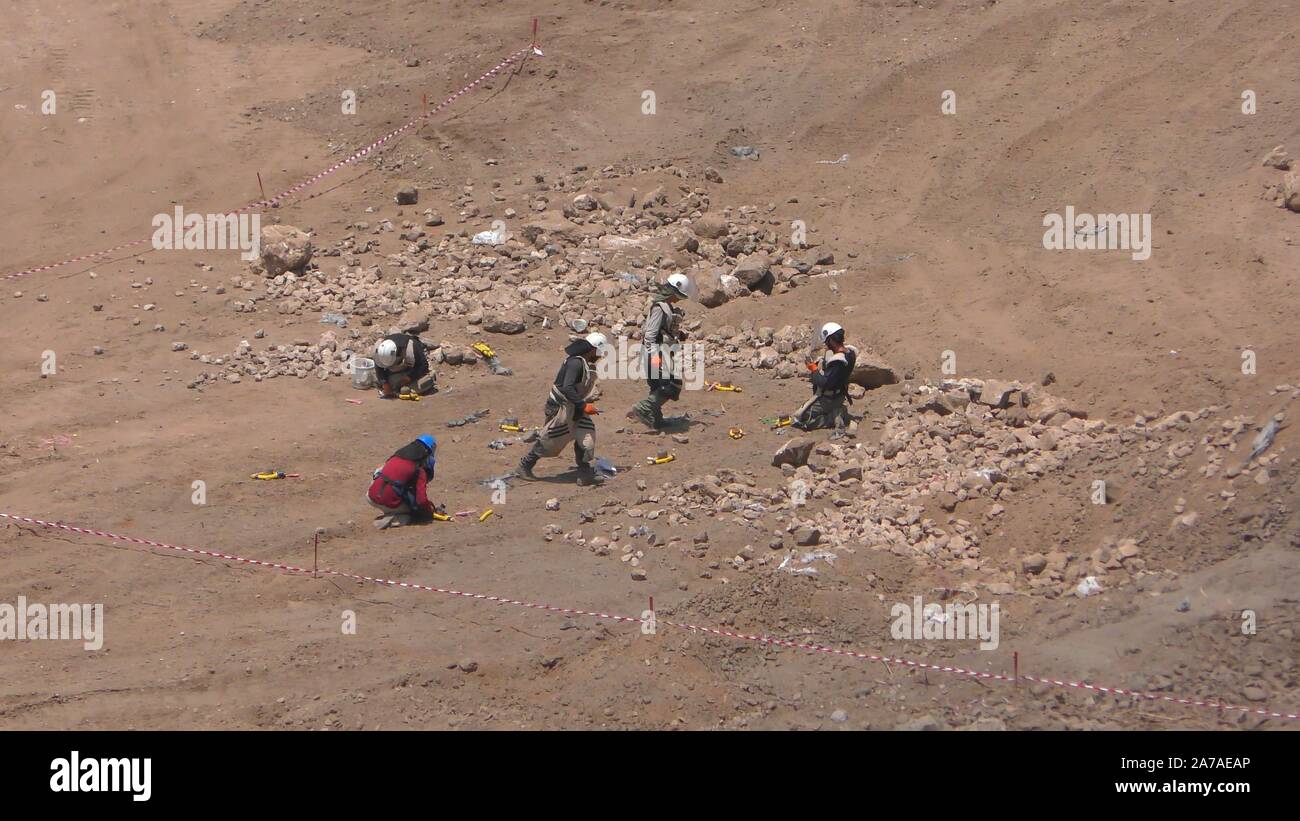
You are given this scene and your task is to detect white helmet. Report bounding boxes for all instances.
[374,338,400,368]
[820,322,845,343]
[666,272,693,300]
[585,332,609,352]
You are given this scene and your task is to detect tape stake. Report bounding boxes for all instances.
[313,533,319,579]
[531,17,538,45]
[422,92,427,110]
[256,171,266,201]
[1014,651,1019,687]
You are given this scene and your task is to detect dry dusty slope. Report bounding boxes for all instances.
[0,0,1296,729]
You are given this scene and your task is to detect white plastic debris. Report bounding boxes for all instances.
[472,226,507,245]
[1075,576,1103,597]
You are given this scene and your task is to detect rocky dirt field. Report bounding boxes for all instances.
[0,0,1296,730]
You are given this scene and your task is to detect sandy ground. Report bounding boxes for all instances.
[0,0,1297,729]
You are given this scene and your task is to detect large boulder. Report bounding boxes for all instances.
[849,352,899,389]
[731,252,771,288]
[260,225,313,276]
[976,379,1020,408]
[691,214,728,239]
[694,267,731,308]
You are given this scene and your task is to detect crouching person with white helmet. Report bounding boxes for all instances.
[373,333,436,399]
[793,322,858,431]
[516,333,607,486]
[628,273,692,430]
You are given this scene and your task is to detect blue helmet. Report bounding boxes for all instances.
[417,434,436,469]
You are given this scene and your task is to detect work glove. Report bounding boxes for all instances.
[806,362,819,373]
[583,403,599,415]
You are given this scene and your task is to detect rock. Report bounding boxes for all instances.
[830,709,848,723]
[772,438,814,468]
[457,659,478,673]
[918,393,953,415]
[793,526,821,546]
[484,311,526,334]
[572,193,599,211]
[962,717,1007,731]
[1021,553,1048,575]
[977,379,1018,408]
[731,252,771,288]
[691,215,728,239]
[395,186,419,205]
[849,352,899,389]
[1261,145,1291,170]
[896,713,946,731]
[694,267,730,308]
[1115,538,1140,561]
[704,167,723,183]
[630,568,647,581]
[1283,171,1300,213]
[545,498,560,511]
[260,225,313,276]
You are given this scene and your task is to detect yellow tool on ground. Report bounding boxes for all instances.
[708,382,743,393]
[728,427,745,440]
[770,416,793,429]
[398,390,421,402]
[431,511,453,522]
[499,423,526,432]
[250,471,300,480]
[472,341,497,360]
[478,509,494,522]
[646,453,675,465]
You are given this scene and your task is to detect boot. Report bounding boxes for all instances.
[515,450,541,481]
[575,464,603,486]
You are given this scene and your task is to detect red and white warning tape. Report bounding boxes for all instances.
[1,42,539,283]
[3,510,1295,722]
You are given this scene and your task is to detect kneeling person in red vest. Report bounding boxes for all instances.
[367,435,439,528]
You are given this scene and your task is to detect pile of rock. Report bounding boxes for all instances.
[190,163,857,387]
[183,328,494,388]
[1260,145,1299,213]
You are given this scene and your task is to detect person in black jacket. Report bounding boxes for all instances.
[373,333,436,398]
[793,322,858,430]
[515,333,607,486]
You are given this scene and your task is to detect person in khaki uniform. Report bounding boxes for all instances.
[515,333,608,486]
[628,273,692,429]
